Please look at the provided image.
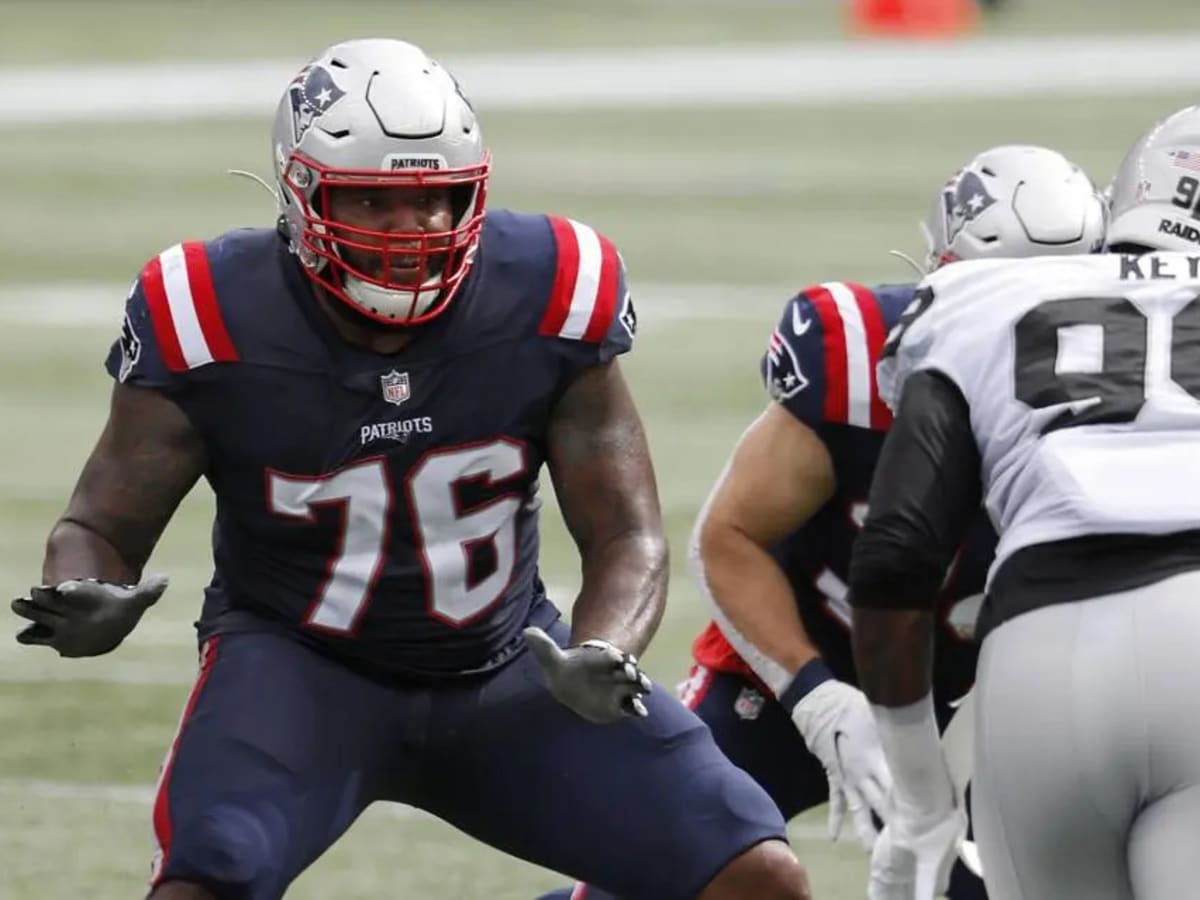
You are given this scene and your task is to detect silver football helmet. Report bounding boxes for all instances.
[272,39,490,324]
[921,144,1106,271]
[1107,105,1200,253]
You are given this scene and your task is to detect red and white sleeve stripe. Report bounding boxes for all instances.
[538,216,621,342]
[803,281,891,430]
[140,242,238,372]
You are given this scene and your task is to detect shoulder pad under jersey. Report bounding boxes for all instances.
[105,240,239,388]
[762,280,914,431]
[534,214,635,365]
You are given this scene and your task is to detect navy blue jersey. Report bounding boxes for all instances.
[105,211,636,679]
[694,281,992,703]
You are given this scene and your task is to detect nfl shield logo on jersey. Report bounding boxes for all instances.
[734,687,765,721]
[380,370,411,406]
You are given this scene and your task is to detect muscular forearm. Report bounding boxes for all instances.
[569,531,668,656]
[851,608,934,707]
[696,523,819,694]
[43,518,142,585]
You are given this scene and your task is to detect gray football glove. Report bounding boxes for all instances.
[524,626,652,724]
[11,574,168,658]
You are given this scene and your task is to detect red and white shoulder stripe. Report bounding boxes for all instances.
[538,216,622,342]
[140,242,238,372]
[801,281,892,430]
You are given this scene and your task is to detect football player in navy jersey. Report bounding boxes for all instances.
[11,39,812,900]
[542,145,1108,900]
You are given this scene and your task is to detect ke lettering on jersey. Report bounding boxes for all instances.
[1120,252,1200,280]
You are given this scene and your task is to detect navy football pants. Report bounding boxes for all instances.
[148,609,787,900]
[541,664,987,900]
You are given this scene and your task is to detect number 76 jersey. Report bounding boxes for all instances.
[879,251,1200,582]
[104,214,635,679]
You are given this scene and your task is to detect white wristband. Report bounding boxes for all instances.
[872,692,953,814]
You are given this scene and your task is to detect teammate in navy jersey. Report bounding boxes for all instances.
[11,39,811,900]
[541,145,1107,900]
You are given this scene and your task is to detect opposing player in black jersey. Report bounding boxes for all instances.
[11,38,812,900]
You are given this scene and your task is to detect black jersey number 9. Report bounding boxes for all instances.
[1013,294,1200,434]
[881,285,936,361]
[1172,175,1200,220]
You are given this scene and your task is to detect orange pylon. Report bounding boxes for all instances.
[850,0,978,37]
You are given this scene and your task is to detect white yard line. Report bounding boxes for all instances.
[2,36,1199,124]
[0,282,781,328]
[0,778,422,820]
[0,778,830,838]
[0,778,157,805]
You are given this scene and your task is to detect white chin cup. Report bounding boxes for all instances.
[343,274,441,323]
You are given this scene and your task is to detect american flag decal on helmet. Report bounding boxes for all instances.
[766,327,809,400]
[1170,150,1200,173]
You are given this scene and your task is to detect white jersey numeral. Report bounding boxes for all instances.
[819,501,978,639]
[267,440,528,633]
[268,458,391,633]
[406,439,527,625]
[816,501,871,627]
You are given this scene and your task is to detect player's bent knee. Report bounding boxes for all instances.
[155,806,283,899]
[698,839,812,900]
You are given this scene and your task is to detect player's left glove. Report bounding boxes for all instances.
[789,675,894,849]
[11,574,168,658]
[524,626,652,724]
[868,801,966,900]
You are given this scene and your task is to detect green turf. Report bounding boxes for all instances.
[2,0,1196,63]
[1,13,1197,897]
[4,92,1196,286]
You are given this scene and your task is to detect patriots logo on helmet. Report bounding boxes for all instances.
[289,64,347,143]
[943,170,997,242]
[766,326,809,400]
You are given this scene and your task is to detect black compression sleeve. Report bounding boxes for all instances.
[849,370,983,610]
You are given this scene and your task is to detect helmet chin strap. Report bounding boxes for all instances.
[888,249,928,278]
[227,168,279,203]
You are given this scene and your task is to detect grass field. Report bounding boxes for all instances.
[2,0,1197,61]
[1,1,1198,897]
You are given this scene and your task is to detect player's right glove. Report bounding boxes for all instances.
[524,626,652,725]
[868,691,966,899]
[11,574,168,658]
[786,659,894,849]
[868,798,966,900]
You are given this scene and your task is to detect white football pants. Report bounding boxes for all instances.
[972,568,1200,900]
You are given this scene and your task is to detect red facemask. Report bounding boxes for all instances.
[282,150,491,325]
